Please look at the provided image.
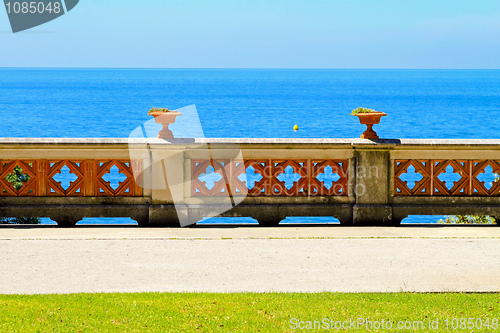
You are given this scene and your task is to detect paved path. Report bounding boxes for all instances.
[0,225,499,294]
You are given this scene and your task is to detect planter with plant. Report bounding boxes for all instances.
[350,107,386,139]
[148,107,182,139]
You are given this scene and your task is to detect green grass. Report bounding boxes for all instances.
[0,293,498,332]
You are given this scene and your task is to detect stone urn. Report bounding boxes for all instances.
[351,108,386,139]
[148,108,182,139]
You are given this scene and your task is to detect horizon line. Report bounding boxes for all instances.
[0,67,499,70]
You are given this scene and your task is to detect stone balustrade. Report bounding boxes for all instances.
[1,138,499,226]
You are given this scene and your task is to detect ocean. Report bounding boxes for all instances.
[1,69,499,225]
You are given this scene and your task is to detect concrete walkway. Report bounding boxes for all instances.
[0,225,499,294]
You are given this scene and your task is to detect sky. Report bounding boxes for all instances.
[1,0,499,68]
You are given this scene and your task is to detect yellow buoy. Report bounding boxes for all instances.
[293,124,299,131]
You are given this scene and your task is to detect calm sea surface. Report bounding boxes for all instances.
[1,69,499,225]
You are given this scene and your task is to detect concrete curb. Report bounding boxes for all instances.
[0,224,499,240]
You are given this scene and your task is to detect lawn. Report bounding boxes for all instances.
[0,293,498,332]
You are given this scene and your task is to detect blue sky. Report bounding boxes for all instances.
[1,0,499,68]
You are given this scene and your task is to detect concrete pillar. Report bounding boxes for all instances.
[253,208,285,227]
[148,205,182,227]
[53,216,81,227]
[147,147,186,227]
[352,148,394,225]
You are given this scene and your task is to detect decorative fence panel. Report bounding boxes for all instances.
[394,159,500,196]
[0,159,142,197]
[191,159,349,197]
